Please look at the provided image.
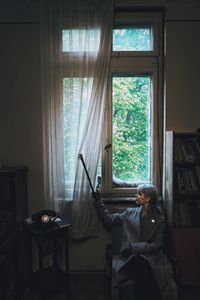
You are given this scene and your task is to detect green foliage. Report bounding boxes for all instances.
[112,76,151,182]
[113,27,152,51]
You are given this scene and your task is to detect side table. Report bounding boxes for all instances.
[24,218,71,300]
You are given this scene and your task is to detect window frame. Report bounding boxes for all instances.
[100,11,163,196]
[112,11,161,56]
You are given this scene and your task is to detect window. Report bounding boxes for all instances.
[113,26,153,51]
[62,25,101,194]
[62,11,163,196]
[102,12,163,194]
[63,77,93,189]
[112,74,151,183]
[62,29,100,52]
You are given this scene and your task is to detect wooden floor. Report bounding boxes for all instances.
[70,272,110,300]
[179,285,200,300]
[22,272,110,300]
[21,272,200,300]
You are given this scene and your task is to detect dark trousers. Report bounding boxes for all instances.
[119,255,161,300]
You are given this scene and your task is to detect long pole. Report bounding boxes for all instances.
[78,153,95,194]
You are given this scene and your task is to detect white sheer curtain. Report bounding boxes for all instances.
[40,0,113,238]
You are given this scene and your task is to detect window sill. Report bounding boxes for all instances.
[101,195,136,205]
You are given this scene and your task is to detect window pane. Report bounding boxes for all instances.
[112,26,153,51]
[112,75,151,183]
[62,29,100,52]
[63,78,92,186]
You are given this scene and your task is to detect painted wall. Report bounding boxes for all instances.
[0,0,200,270]
[0,23,44,214]
[165,21,200,132]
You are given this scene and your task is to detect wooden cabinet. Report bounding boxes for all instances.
[0,166,28,282]
[164,131,200,285]
[0,166,28,223]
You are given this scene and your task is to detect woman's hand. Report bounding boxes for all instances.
[121,246,133,258]
[92,192,101,201]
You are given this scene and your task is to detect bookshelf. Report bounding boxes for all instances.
[164,131,200,285]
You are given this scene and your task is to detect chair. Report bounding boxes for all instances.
[106,225,178,300]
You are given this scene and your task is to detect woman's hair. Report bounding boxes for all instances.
[137,183,158,205]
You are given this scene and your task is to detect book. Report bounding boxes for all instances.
[187,201,200,227]
[175,202,190,227]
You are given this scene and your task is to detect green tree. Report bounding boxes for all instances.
[113,27,151,51]
[112,76,150,182]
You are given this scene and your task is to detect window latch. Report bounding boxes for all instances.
[104,144,112,151]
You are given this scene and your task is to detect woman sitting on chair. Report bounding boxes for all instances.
[95,183,167,300]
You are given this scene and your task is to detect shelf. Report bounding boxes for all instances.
[164,131,200,284]
[175,192,200,196]
[175,161,200,166]
[174,227,200,231]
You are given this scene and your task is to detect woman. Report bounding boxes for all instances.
[95,183,167,300]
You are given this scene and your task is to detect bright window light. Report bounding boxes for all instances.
[113,26,153,51]
[62,29,100,52]
[112,75,151,182]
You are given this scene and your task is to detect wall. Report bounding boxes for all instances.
[165,20,200,132]
[0,1,45,214]
[0,0,200,271]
